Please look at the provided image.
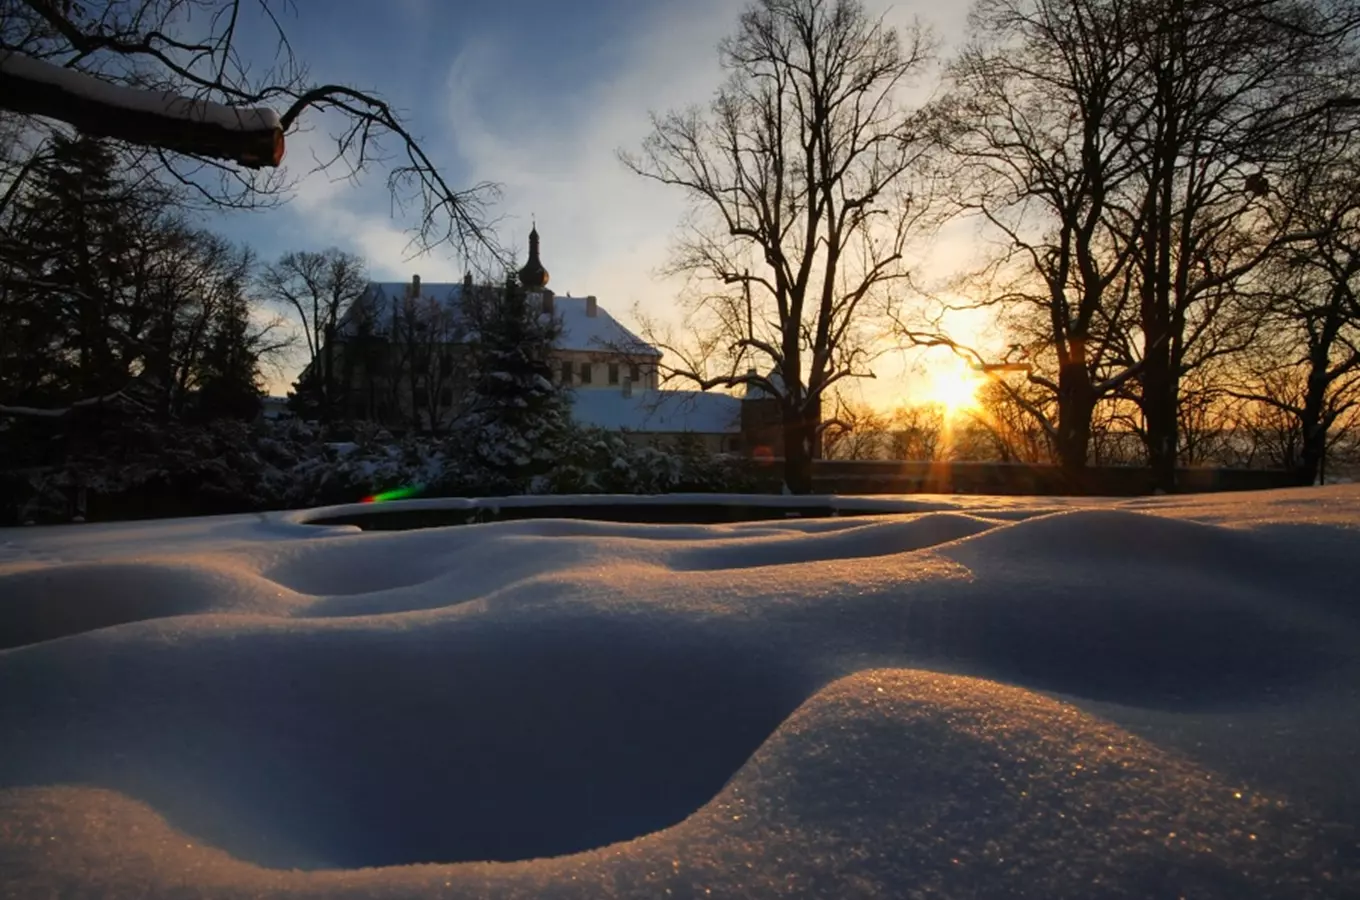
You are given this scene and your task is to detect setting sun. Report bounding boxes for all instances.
[926,362,982,417]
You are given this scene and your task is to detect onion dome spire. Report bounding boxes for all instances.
[517,223,550,289]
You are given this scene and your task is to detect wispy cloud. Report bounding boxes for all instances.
[250,0,977,400]
[435,0,737,305]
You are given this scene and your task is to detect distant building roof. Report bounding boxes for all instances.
[352,283,660,358]
[744,367,785,399]
[570,389,740,434]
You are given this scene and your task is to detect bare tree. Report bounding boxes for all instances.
[0,0,500,259]
[621,0,937,493]
[260,248,366,423]
[885,403,947,461]
[1224,136,1360,483]
[822,394,891,460]
[1089,395,1146,464]
[965,378,1057,463]
[915,0,1148,473]
[1116,0,1360,490]
[390,288,468,433]
[917,0,1358,489]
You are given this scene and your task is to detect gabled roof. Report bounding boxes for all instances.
[553,295,661,358]
[348,283,660,357]
[570,389,740,435]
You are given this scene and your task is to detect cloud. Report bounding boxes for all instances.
[434,1,973,336]
[436,0,737,310]
[259,0,979,403]
[268,114,464,282]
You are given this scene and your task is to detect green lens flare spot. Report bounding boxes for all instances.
[363,485,424,504]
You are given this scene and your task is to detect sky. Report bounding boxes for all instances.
[202,0,978,403]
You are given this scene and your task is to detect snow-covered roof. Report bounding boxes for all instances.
[745,367,785,399]
[355,283,659,357]
[570,389,741,435]
[554,295,660,358]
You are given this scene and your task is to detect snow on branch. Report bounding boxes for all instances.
[0,51,284,168]
[0,386,146,419]
[0,1,502,258]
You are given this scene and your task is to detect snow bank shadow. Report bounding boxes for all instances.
[669,513,997,571]
[0,615,815,869]
[0,561,291,651]
[924,510,1354,707]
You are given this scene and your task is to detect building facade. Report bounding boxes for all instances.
[319,227,748,451]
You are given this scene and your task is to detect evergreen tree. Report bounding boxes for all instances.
[454,274,570,489]
[287,364,326,421]
[194,292,264,422]
[4,133,135,404]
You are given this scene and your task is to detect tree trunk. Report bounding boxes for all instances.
[1054,358,1096,474]
[321,323,335,424]
[1297,425,1325,487]
[1142,352,1179,492]
[781,407,815,494]
[1296,365,1331,487]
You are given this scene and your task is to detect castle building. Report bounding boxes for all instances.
[322,226,749,453]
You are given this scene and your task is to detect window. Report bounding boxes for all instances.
[560,361,573,384]
[580,362,593,384]
[629,363,640,382]
[608,362,620,384]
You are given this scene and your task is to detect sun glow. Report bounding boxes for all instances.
[925,362,982,418]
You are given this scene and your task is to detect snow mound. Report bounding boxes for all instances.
[2,670,1354,897]
[2,486,1359,896]
[926,509,1356,706]
[668,512,997,570]
[0,558,304,649]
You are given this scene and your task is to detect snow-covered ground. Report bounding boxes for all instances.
[2,486,1359,898]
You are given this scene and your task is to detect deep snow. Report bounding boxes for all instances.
[1,486,1358,898]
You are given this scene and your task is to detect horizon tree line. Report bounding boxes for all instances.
[3,0,1359,491]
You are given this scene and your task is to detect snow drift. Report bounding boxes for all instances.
[1,487,1358,897]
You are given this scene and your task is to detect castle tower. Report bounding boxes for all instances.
[517,224,550,290]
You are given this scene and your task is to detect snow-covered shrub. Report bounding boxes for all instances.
[538,425,753,495]
[446,279,573,494]
[0,411,752,524]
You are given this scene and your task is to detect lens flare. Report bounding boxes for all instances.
[362,485,424,504]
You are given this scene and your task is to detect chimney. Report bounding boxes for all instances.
[411,274,421,297]
[586,295,597,318]
[622,377,633,399]
[542,292,554,315]
[462,271,473,290]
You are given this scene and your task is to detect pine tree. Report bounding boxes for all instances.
[9,134,138,401]
[194,292,264,422]
[287,364,326,421]
[454,274,570,490]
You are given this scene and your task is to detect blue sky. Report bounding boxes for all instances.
[204,0,973,397]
